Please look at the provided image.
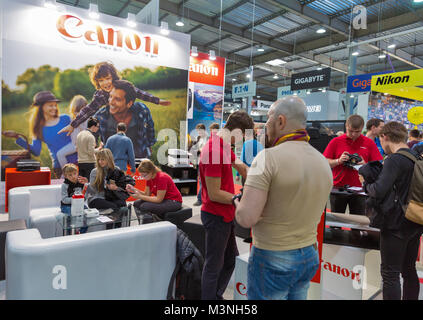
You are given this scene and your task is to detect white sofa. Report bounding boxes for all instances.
[8,185,63,238]
[6,222,177,299]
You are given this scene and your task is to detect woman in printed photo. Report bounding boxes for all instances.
[14,91,77,178]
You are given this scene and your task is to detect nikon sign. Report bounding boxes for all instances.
[291,68,331,91]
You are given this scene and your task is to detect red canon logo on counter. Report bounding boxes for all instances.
[236,282,247,296]
[56,14,159,56]
[322,261,361,282]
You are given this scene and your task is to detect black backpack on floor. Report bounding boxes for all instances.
[167,229,204,300]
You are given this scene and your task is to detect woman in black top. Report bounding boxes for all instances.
[360,122,423,300]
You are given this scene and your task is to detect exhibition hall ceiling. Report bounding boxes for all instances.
[57,0,423,100]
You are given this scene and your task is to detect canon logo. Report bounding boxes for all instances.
[56,14,159,56]
[322,261,361,282]
[189,63,219,76]
[236,282,247,296]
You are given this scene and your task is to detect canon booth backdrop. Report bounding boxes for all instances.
[187,52,225,140]
[1,0,191,178]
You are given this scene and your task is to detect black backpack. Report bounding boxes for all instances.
[167,229,204,300]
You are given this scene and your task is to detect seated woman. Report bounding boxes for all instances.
[80,148,128,227]
[126,159,182,222]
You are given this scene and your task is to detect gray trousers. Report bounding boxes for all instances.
[133,199,182,219]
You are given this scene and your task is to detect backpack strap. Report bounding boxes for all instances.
[396,150,419,163]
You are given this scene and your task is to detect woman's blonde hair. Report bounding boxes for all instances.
[137,159,161,175]
[93,148,115,192]
[69,95,88,119]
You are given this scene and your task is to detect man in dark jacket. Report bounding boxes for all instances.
[360,121,423,300]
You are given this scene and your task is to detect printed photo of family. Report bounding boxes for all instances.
[2,61,188,179]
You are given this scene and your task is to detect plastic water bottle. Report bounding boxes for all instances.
[71,194,85,217]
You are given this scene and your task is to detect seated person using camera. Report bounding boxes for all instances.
[323,114,383,214]
[126,159,182,222]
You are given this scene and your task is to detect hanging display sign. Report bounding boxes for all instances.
[252,99,273,110]
[1,0,190,179]
[371,69,423,101]
[276,85,307,99]
[187,52,225,143]
[232,81,257,99]
[291,68,331,91]
[347,71,391,93]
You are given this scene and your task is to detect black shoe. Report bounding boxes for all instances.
[193,201,202,206]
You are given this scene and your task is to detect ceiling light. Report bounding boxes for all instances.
[209,50,216,61]
[232,78,237,81]
[350,94,355,98]
[317,66,323,70]
[316,28,326,34]
[307,91,311,95]
[414,0,423,2]
[44,0,57,9]
[378,53,386,59]
[191,46,198,57]
[293,92,298,96]
[257,45,265,52]
[160,21,169,35]
[176,19,184,27]
[352,51,359,56]
[246,74,251,79]
[273,74,279,79]
[387,43,396,49]
[89,3,100,20]
[127,13,137,28]
[265,59,286,66]
[322,88,326,92]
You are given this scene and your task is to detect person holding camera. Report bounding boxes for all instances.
[323,114,383,214]
[199,111,252,300]
[234,96,333,300]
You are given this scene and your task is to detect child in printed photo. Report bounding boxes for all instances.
[58,61,171,136]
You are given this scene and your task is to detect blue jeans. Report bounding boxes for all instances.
[247,245,319,300]
[197,183,202,203]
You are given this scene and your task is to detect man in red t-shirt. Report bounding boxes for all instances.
[323,115,383,214]
[199,110,253,300]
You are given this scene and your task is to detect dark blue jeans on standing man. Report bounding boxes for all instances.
[201,211,239,300]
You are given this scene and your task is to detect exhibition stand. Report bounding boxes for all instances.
[233,210,382,300]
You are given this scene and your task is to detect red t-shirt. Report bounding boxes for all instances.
[323,134,383,188]
[199,134,236,222]
[147,171,182,203]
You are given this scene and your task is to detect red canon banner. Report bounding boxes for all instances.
[189,52,225,87]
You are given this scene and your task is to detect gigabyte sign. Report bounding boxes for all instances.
[56,14,159,56]
[291,68,331,91]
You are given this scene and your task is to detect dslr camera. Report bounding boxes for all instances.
[343,153,362,168]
